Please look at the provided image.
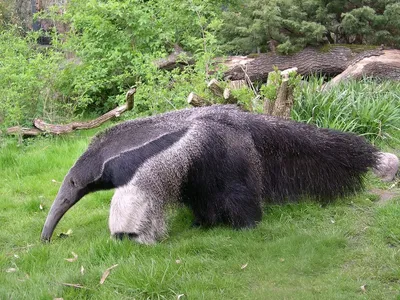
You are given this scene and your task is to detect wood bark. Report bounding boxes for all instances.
[263,68,297,118]
[154,44,194,70]
[228,80,247,90]
[323,49,400,90]
[6,87,136,137]
[223,46,383,81]
[6,126,43,136]
[156,45,399,85]
[207,79,238,104]
[187,92,211,107]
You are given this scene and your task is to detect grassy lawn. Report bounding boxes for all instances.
[0,125,399,299]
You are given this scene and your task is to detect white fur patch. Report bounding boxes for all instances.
[109,184,149,234]
[373,152,399,182]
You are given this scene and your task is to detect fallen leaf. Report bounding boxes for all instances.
[60,283,85,289]
[100,264,118,284]
[279,258,285,262]
[80,265,85,275]
[6,268,17,273]
[330,219,335,224]
[58,229,73,238]
[14,254,20,259]
[241,263,248,270]
[361,284,367,292]
[177,294,185,299]
[18,273,30,282]
[65,252,78,262]
[175,259,181,264]
[39,204,44,210]
[51,179,61,184]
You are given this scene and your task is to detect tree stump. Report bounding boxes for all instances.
[187,92,211,107]
[263,68,298,119]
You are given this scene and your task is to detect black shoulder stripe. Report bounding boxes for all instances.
[100,129,188,188]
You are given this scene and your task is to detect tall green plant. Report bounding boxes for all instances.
[292,79,400,142]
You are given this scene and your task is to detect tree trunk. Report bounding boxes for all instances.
[156,45,400,84]
[154,44,194,70]
[323,50,400,90]
[223,46,383,81]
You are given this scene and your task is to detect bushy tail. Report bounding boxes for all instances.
[252,118,380,203]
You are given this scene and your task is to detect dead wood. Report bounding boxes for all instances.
[6,87,136,137]
[187,92,211,107]
[228,80,247,90]
[207,79,238,104]
[154,44,194,70]
[263,68,297,118]
[223,46,383,81]
[6,126,43,136]
[323,49,400,90]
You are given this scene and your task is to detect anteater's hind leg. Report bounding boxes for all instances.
[219,183,263,229]
[189,183,262,229]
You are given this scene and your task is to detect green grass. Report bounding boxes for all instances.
[1,130,399,299]
[292,79,400,143]
[1,81,400,299]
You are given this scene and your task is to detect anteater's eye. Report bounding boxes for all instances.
[70,178,76,187]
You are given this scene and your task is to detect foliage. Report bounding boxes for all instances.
[292,79,400,143]
[0,1,13,28]
[0,27,69,129]
[219,0,326,54]
[0,0,226,129]
[41,0,226,115]
[1,0,399,138]
[219,0,400,54]
[321,0,400,46]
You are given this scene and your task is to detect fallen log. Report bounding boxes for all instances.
[6,126,43,136]
[154,44,194,70]
[157,44,398,85]
[223,46,383,81]
[6,87,136,137]
[323,49,400,90]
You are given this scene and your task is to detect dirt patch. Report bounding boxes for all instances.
[369,188,400,205]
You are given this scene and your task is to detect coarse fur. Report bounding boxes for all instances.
[41,105,380,244]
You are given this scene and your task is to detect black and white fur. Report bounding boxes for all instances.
[41,105,393,244]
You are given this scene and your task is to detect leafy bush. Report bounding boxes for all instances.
[0,0,226,129]
[0,28,68,129]
[42,0,226,115]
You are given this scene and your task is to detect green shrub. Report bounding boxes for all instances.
[0,28,68,129]
[41,0,225,115]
